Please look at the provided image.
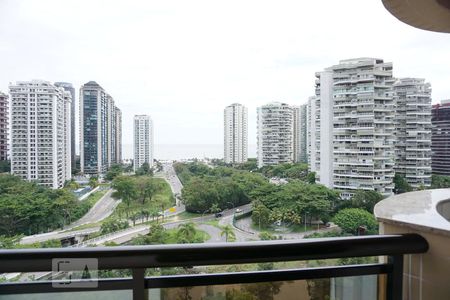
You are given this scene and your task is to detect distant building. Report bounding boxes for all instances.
[134,115,154,171]
[309,58,396,199]
[394,78,432,188]
[293,104,308,163]
[224,103,248,164]
[432,100,450,175]
[0,92,8,163]
[115,107,122,164]
[79,81,121,175]
[54,82,76,172]
[9,80,71,188]
[257,102,294,168]
[308,71,334,188]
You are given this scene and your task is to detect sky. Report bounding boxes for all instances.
[0,0,449,159]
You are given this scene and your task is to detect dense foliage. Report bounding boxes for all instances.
[336,189,384,213]
[131,223,207,245]
[111,175,174,223]
[251,180,340,228]
[393,174,412,194]
[431,174,450,189]
[332,208,378,235]
[176,163,268,212]
[0,174,89,236]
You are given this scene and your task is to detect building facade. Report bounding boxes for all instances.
[308,58,396,198]
[79,81,121,175]
[0,92,8,163]
[332,58,396,199]
[115,107,122,164]
[393,78,432,188]
[432,100,450,175]
[224,103,248,164]
[257,102,294,168]
[134,115,154,171]
[9,80,71,188]
[293,104,308,164]
[54,82,76,172]
[308,71,334,188]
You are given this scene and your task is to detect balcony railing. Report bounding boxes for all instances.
[0,234,427,300]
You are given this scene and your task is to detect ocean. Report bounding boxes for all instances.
[122,144,257,160]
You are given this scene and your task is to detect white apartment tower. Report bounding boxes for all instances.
[293,105,308,163]
[308,58,396,198]
[394,78,432,188]
[134,115,154,171]
[224,103,248,164]
[257,102,294,168]
[9,80,71,189]
[308,71,334,188]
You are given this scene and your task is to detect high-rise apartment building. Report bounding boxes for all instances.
[79,81,121,175]
[257,102,294,168]
[134,115,154,171]
[115,107,122,164]
[224,103,248,164]
[54,82,76,172]
[309,58,396,198]
[293,104,308,163]
[393,78,432,188]
[308,71,334,188]
[0,92,8,163]
[9,80,71,188]
[432,100,450,175]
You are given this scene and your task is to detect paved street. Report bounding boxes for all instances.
[67,189,119,229]
[20,189,116,245]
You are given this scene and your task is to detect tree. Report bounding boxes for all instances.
[105,164,123,181]
[135,162,154,176]
[176,223,197,244]
[112,176,138,218]
[333,208,378,235]
[431,174,450,189]
[89,176,99,188]
[259,232,277,240]
[0,160,10,173]
[393,174,412,194]
[306,172,316,184]
[348,190,383,213]
[100,219,129,234]
[252,202,272,229]
[221,225,236,242]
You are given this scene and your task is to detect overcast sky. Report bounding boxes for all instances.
[1,0,449,159]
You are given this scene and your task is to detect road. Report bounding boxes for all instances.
[20,189,116,245]
[67,189,119,229]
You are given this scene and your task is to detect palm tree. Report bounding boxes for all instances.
[176,223,197,243]
[221,225,236,242]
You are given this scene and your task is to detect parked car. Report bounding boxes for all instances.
[235,208,242,213]
[215,212,223,218]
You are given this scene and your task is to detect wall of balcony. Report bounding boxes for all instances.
[374,189,450,300]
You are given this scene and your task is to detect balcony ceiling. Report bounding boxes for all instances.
[382,0,450,33]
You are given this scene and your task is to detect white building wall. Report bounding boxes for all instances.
[318,71,334,188]
[393,78,432,188]
[224,103,248,164]
[9,80,70,189]
[257,102,294,168]
[134,115,154,171]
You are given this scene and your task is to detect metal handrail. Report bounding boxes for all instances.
[0,234,428,300]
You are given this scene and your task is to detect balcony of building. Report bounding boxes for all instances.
[374,189,450,299]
